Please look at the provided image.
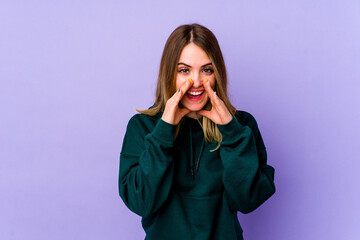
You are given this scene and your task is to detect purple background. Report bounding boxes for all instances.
[1,1,359,239]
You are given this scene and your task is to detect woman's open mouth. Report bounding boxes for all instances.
[186,90,204,101]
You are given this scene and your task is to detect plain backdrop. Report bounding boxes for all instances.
[1,1,359,239]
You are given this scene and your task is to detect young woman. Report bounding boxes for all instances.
[119,24,276,240]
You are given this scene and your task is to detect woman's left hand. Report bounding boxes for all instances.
[197,79,233,125]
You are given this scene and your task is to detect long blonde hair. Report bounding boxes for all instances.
[137,24,236,149]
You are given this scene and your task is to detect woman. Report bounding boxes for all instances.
[119,24,276,240]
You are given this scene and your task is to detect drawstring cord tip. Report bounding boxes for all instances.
[195,159,200,172]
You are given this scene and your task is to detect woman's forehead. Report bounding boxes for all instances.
[178,43,211,66]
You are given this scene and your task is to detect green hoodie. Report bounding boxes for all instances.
[119,110,275,239]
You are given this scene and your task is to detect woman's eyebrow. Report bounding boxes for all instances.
[177,62,212,67]
[201,63,212,67]
[178,62,191,67]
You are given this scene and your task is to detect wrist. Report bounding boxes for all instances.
[221,113,233,124]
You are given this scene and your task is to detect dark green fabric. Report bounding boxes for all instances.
[119,111,275,239]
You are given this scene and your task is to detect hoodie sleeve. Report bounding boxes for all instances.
[119,115,177,217]
[217,113,276,214]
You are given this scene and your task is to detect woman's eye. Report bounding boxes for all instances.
[178,69,189,73]
[203,68,214,73]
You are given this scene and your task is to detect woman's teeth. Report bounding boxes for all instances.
[187,91,204,96]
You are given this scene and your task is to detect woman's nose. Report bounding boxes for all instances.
[191,74,203,87]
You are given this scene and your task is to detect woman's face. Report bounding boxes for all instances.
[175,43,216,116]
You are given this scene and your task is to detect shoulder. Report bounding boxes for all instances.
[121,113,160,155]
[234,110,261,136]
[128,112,160,123]
[126,112,162,134]
[234,110,267,149]
[234,110,258,127]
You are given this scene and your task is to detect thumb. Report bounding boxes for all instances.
[197,109,212,119]
[178,107,191,119]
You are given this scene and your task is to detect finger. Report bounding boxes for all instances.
[197,109,212,119]
[167,79,191,105]
[177,79,193,100]
[181,78,193,93]
[203,79,216,101]
[178,107,191,119]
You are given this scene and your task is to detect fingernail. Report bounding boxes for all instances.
[188,79,192,83]
[206,78,208,83]
[178,88,180,92]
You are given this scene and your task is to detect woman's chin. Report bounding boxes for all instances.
[182,104,206,113]
[181,97,209,113]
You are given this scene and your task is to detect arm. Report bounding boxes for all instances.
[119,116,177,217]
[119,79,193,217]
[217,114,276,214]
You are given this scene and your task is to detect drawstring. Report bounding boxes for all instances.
[189,124,195,179]
[188,119,206,179]
[195,140,205,173]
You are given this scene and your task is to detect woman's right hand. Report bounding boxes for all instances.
[161,79,193,125]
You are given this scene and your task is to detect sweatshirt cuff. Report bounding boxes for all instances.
[151,119,177,145]
[217,116,247,144]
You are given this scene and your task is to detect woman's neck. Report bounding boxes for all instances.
[186,111,200,119]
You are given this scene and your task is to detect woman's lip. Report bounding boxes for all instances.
[187,89,204,93]
[185,91,205,101]
[186,89,205,95]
